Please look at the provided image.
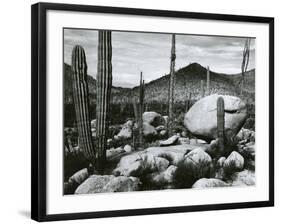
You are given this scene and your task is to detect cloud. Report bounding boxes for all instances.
[64,29,255,88]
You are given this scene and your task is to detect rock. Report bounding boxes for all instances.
[143,122,158,138]
[113,153,143,177]
[159,130,167,136]
[143,112,164,127]
[231,170,255,186]
[217,157,226,167]
[236,128,255,142]
[197,139,207,144]
[113,151,170,177]
[68,168,89,185]
[162,115,169,125]
[184,94,247,142]
[117,120,133,139]
[124,144,132,153]
[181,131,187,137]
[159,135,179,146]
[155,125,166,132]
[224,151,244,170]
[192,178,229,188]
[189,138,198,145]
[148,165,178,185]
[106,147,125,158]
[103,176,141,192]
[178,137,190,145]
[75,175,114,194]
[146,145,207,166]
[90,119,96,129]
[185,148,212,165]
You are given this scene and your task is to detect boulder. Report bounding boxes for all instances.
[159,130,167,137]
[231,170,255,186]
[178,137,190,145]
[103,176,141,192]
[106,147,125,158]
[113,153,143,177]
[117,120,133,139]
[124,144,132,153]
[184,94,247,142]
[143,112,164,127]
[75,175,114,194]
[68,168,89,185]
[159,135,179,146]
[143,122,158,138]
[185,148,212,165]
[148,165,178,185]
[224,151,244,170]
[192,178,229,188]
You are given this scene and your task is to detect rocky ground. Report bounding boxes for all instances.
[64,94,255,195]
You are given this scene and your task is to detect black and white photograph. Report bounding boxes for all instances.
[63,29,256,195]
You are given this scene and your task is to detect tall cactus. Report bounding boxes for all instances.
[139,72,145,148]
[217,97,225,155]
[96,30,112,171]
[206,66,210,95]
[240,38,251,96]
[71,45,95,162]
[168,34,176,136]
[200,80,205,98]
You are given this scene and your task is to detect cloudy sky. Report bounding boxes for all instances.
[64,29,255,88]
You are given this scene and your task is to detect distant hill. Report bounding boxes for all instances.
[64,62,255,105]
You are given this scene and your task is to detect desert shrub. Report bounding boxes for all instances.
[173,160,215,188]
[64,151,88,182]
[223,160,242,181]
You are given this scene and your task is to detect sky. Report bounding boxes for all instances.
[64,29,255,88]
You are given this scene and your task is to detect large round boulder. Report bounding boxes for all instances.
[184,94,247,142]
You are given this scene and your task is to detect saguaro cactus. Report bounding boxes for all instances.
[168,34,176,136]
[185,92,192,112]
[200,80,205,98]
[206,66,210,95]
[217,97,225,155]
[240,38,251,96]
[96,30,112,171]
[71,45,95,161]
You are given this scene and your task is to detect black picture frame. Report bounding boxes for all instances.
[31,2,274,222]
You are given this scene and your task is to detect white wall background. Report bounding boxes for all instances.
[0,0,279,223]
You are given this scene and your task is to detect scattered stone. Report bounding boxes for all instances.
[143,112,164,127]
[178,137,190,145]
[106,147,125,158]
[231,170,255,186]
[159,135,179,146]
[185,148,212,165]
[103,176,141,192]
[148,165,178,185]
[224,151,244,170]
[117,120,133,139]
[68,168,89,185]
[124,144,132,153]
[181,131,188,137]
[192,178,229,188]
[184,94,247,142]
[197,139,207,144]
[143,122,158,138]
[159,130,167,137]
[75,175,114,194]
[189,138,198,145]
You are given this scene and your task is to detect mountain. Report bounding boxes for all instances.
[64,62,255,105]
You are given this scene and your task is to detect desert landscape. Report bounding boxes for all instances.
[63,30,255,195]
